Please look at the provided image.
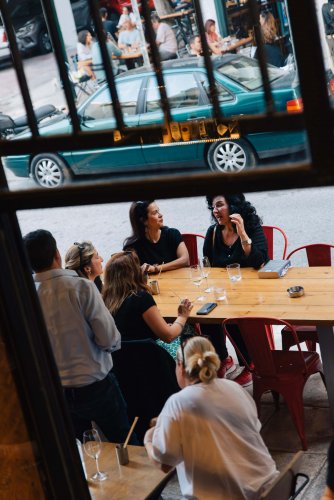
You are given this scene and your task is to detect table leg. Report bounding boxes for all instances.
[318,324,334,427]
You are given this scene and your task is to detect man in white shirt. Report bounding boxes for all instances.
[23,229,134,444]
[151,14,178,61]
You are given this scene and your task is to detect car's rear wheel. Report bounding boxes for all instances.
[31,154,71,188]
[207,139,256,173]
[37,30,52,54]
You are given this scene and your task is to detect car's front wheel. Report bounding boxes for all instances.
[207,139,256,173]
[31,154,71,188]
[37,30,52,54]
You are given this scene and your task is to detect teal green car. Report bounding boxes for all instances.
[3,54,306,188]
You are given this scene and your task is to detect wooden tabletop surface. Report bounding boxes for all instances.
[86,443,173,499]
[154,267,334,325]
[160,8,194,20]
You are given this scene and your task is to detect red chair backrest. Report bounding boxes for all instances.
[222,317,306,377]
[182,233,205,266]
[262,225,288,260]
[287,244,334,266]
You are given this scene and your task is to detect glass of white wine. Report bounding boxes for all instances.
[190,264,205,301]
[83,428,108,482]
[202,256,212,292]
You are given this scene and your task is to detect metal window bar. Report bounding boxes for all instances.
[192,0,222,120]
[0,0,332,190]
[140,0,171,124]
[247,0,275,114]
[39,0,81,133]
[0,0,39,137]
[88,0,125,131]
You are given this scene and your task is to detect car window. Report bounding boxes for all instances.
[82,80,141,120]
[216,57,282,90]
[198,76,233,103]
[145,73,201,112]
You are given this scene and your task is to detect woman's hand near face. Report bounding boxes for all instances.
[229,213,246,237]
[177,298,193,318]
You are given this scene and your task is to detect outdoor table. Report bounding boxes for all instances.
[86,442,174,499]
[154,266,334,425]
[221,36,253,53]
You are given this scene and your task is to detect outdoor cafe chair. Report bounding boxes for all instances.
[262,225,288,260]
[222,316,326,450]
[182,233,205,266]
[259,451,309,499]
[281,243,334,351]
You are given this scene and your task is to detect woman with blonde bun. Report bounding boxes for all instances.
[144,336,278,499]
[65,241,104,291]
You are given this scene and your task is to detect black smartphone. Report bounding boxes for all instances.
[196,302,217,315]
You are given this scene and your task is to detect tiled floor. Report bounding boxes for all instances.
[160,334,332,499]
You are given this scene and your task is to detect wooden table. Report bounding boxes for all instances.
[222,36,253,53]
[86,443,174,499]
[155,266,334,424]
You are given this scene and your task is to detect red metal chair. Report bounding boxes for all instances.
[282,244,334,351]
[182,233,205,266]
[262,225,288,260]
[222,316,325,450]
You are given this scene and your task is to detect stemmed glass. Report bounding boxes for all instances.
[189,264,205,301]
[202,256,212,292]
[83,428,108,482]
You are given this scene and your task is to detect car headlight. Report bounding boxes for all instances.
[17,23,35,37]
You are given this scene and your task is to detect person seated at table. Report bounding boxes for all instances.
[77,30,95,79]
[144,335,278,499]
[100,7,117,39]
[202,193,269,386]
[102,251,193,358]
[123,200,189,274]
[117,6,137,30]
[204,18,230,55]
[188,34,203,56]
[64,240,104,292]
[91,30,122,81]
[151,14,178,61]
[117,18,141,69]
[254,10,285,67]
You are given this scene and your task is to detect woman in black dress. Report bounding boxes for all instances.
[203,193,269,387]
[123,200,189,274]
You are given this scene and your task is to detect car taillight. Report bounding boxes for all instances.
[2,30,7,43]
[286,98,303,113]
[329,78,334,96]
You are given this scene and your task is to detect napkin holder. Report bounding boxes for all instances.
[258,259,291,279]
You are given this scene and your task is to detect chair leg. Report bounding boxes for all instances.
[305,340,317,351]
[282,386,307,450]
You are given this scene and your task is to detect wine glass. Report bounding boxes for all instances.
[202,256,212,292]
[83,429,108,482]
[189,264,205,301]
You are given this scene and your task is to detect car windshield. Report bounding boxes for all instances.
[216,57,283,90]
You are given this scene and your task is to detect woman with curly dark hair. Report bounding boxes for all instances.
[203,193,268,269]
[202,193,268,387]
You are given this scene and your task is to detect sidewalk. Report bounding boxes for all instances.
[160,334,332,499]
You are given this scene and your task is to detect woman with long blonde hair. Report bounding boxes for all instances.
[102,251,192,349]
[144,336,278,499]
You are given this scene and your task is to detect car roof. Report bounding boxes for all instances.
[116,54,240,79]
